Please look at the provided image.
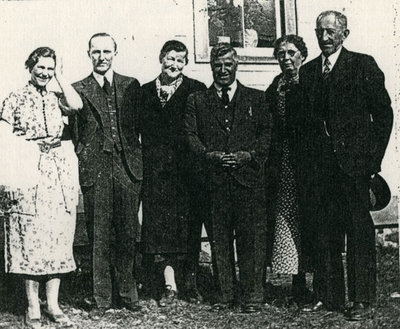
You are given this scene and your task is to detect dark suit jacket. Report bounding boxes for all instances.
[300,48,393,176]
[185,81,272,189]
[71,72,142,186]
[135,75,207,254]
[138,76,207,178]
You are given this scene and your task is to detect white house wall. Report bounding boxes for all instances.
[0,0,398,205]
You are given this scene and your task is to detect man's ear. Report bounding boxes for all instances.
[343,29,350,39]
[87,50,91,58]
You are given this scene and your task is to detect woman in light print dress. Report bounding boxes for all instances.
[0,47,82,328]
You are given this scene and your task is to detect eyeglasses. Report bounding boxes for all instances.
[276,50,300,59]
[315,28,340,37]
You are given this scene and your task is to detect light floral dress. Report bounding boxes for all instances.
[271,77,301,275]
[0,83,79,275]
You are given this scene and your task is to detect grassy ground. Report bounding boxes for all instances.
[1,245,400,329]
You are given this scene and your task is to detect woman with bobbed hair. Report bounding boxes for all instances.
[136,40,207,306]
[264,35,311,304]
[0,47,82,328]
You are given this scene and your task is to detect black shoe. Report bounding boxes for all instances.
[184,288,204,304]
[344,302,371,321]
[241,303,261,314]
[121,301,141,312]
[158,285,177,307]
[88,307,107,321]
[210,302,232,311]
[302,301,326,312]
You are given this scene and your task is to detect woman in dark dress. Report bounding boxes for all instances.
[264,35,309,303]
[137,40,206,306]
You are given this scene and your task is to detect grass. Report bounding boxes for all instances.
[0,245,400,328]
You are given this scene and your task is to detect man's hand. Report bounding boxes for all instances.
[205,151,226,165]
[221,151,252,169]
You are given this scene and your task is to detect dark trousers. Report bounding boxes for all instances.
[311,153,376,309]
[82,152,141,308]
[208,177,267,304]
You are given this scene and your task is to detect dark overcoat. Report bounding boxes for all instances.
[137,75,207,254]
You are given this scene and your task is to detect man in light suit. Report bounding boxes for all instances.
[185,43,272,313]
[71,33,142,318]
[299,11,393,320]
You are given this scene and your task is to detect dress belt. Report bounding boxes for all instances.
[38,140,61,153]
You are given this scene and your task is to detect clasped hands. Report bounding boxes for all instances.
[206,151,251,169]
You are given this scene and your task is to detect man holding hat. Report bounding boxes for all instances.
[298,10,393,320]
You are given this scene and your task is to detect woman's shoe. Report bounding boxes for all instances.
[25,311,43,329]
[158,285,177,307]
[43,308,74,328]
[210,302,232,311]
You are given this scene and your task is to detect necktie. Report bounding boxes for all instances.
[221,87,230,105]
[323,57,331,79]
[103,76,112,95]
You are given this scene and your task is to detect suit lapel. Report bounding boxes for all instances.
[329,47,353,88]
[81,74,107,120]
[113,73,130,110]
[308,56,323,111]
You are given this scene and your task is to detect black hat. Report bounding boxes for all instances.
[369,173,391,211]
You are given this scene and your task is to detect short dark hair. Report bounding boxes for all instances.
[316,10,347,30]
[88,32,117,51]
[273,34,308,61]
[159,40,189,64]
[25,47,56,72]
[210,43,238,66]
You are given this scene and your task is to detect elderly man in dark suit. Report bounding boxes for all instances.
[185,43,272,313]
[299,11,393,320]
[71,33,142,318]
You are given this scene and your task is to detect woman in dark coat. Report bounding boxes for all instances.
[264,35,310,303]
[137,40,206,306]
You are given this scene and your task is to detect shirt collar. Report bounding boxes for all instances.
[93,69,114,87]
[322,46,342,71]
[214,80,237,100]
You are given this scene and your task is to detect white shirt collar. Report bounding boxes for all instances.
[93,69,114,87]
[214,80,238,101]
[322,46,342,71]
